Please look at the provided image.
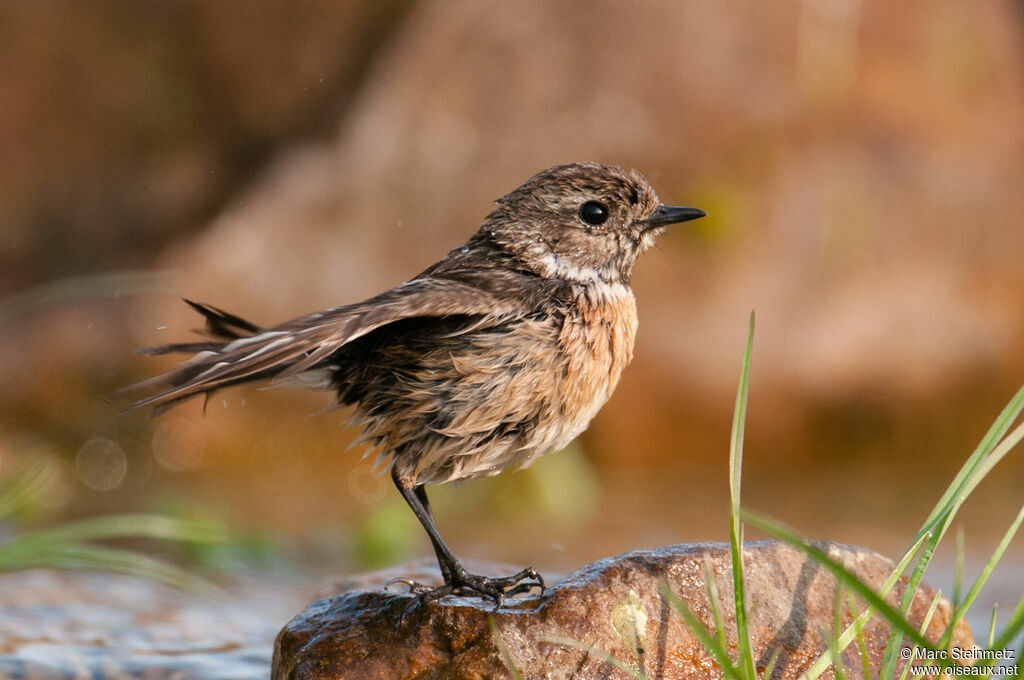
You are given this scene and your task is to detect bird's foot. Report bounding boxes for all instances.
[444,566,546,606]
[388,566,545,621]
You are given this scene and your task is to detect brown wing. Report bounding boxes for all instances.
[126,272,538,413]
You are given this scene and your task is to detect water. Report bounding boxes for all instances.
[0,570,307,680]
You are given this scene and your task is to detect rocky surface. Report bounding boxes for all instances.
[273,541,973,679]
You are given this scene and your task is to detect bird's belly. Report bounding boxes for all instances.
[543,284,639,452]
[438,284,638,482]
[357,285,638,485]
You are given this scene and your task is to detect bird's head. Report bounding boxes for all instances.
[481,162,705,284]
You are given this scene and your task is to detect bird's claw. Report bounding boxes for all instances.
[391,567,545,624]
[386,577,437,595]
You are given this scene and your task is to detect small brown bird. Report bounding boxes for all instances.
[128,162,705,606]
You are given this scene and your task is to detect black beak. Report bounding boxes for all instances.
[645,205,707,228]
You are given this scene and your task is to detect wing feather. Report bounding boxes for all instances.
[126,273,533,412]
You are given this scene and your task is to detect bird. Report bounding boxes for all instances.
[127,162,706,608]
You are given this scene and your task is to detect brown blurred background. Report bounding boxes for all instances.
[1,0,1023,579]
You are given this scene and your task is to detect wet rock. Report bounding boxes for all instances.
[272,541,973,679]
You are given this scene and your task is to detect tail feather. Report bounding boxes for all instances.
[123,300,279,412]
[132,299,264,358]
[138,342,224,356]
[185,299,261,338]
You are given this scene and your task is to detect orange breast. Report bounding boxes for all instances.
[555,282,638,443]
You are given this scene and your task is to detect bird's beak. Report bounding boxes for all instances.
[644,205,707,228]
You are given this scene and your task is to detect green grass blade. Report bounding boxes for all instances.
[0,514,226,552]
[881,410,1024,677]
[703,557,731,657]
[659,583,744,680]
[897,653,914,680]
[902,399,1024,586]
[845,592,871,680]
[729,312,754,524]
[883,417,1024,675]
[922,589,943,629]
[0,542,215,594]
[760,649,781,680]
[545,636,649,680]
[947,420,1024,523]
[897,387,1024,620]
[913,587,945,677]
[743,511,955,671]
[799,531,929,680]
[991,595,1024,652]
[0,513,226,593]
[971,590,1024,674]
[489,617,525,680]
[729,312,756,679]
[954,526,965,609]
[914,383,1024,539]
[828,586,849,680]
[824,626,849,680]
[941,502,1024,649]
[0,456,61,520]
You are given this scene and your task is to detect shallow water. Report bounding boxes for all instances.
[0,570,307,680]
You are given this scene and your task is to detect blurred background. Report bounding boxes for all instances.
[1,0,1023,592]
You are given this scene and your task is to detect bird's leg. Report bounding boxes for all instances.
[415,485,453,583]
[387,467,544,609]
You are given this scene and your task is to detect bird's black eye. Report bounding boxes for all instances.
[579,201,609,226]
